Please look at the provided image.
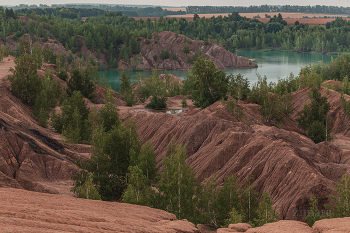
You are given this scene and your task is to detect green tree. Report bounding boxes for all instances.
[32,43,43,70]
[43,45,56,64]
[296,87,332,143]
[73,119,141,201]
[255,191,278,226]
[228,73,250,104]
[122,165,153,205]
[326,172,350,218]
[183,43,190,54]
[98,89,120,132]
[161,47,170,59]
[216,174,241,227]
[145,69,168,109]
[342,76,350,95]
[226,99,235,114]
[241,174,260,226]
[188,58,229,109]
[137,141,158,183]
[224,207,243,227]
[51,91,90,143]
[304,195,324,227]
[8,53,42,105]
[155,143,201,223]
[67,61,96,101]
[76,173,102,200]
[119,69,135,106]
[34,69,61,127]
[181,96,188,108]
[164,71,181,97]
[249,75,284,125]
[201,175,221,227]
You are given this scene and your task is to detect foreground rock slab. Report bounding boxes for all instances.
[313,217,350,233]
[245,220,314,233]
[0,188,199,233]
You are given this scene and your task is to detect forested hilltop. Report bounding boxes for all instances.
[1,6,350,70]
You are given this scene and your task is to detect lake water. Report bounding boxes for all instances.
[99,51,338,93]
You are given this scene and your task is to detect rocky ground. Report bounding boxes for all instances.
[0,56,350,231]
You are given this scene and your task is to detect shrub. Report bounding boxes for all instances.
[183,43,190,54]
[153,54,158,61]
[181,96,188,108]
[160,47,170,60]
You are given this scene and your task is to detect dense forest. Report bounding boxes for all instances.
[186,5,350,15]
[1,6,350,70]
[11,4,186,17]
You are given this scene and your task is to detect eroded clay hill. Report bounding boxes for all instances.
[1,52,350,228]
[120,90,350,221]
[0,56,83,195]
[119,31,258,70]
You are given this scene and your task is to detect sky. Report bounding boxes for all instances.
[1,0,350,8]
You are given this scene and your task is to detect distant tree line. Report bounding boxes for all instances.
[15,7,106,19]
[186,5,350,15]
[2,7,350,71]
[11,5,186,18]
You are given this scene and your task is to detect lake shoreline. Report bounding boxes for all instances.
[99,51,338,92]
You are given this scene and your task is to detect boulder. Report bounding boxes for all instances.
[245,220,313,233]
[217,228,239,233]
[313,217,350,233]
[229,223,252,232]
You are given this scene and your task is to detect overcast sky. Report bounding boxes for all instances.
[1,0,350,8]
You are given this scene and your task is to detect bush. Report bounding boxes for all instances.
[139,69,167,109]
[51,91,90,143]
[146,95,167,109]
[181,96,188,108]
[186,58,228,109]
[8,51,42,105]
[67,61,97,101]
[161,47,170,60]
[226,99,235,114]
[153,54,158,61]
[183,43,190,54]
[57,70,69,81]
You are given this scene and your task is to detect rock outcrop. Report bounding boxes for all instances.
[0,187,199,233]
[312,217,350,232]
[119,31,258,70]
[217,217,350,233]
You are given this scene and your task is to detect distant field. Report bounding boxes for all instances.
[132,12,346,25]
[169,12,349,19]
[259,17,350,25]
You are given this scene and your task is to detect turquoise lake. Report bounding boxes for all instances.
[98,51,338,93]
